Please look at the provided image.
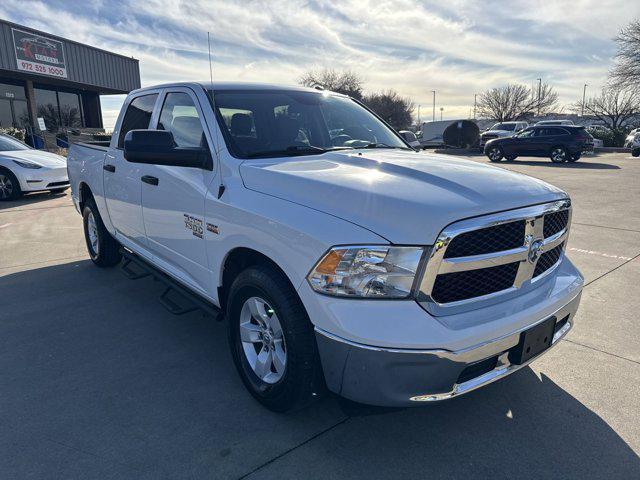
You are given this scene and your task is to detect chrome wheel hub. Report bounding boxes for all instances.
[87,212,99,255]
[489,148,501,160]
[0,174,13,199]
[551,149,565,162]
[239,296,286,384]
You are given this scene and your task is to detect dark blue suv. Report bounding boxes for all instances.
[484,126,594,163]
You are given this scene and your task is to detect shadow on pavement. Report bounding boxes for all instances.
[0,190,69,210]
[0,260,637,479]
[503,159,621,169]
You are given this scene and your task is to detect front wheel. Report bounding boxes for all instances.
[0,169,22,201]
[550,147,568,163]
[486,146,504,162]
[82,198,121,267]
[227,265,323,412]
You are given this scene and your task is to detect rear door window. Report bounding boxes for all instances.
[117,94,158,148]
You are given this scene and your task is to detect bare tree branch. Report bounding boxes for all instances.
[361,90,415,130]
[299,68,365,100]
[610,20,640,88]
[477,83,558,122]
[574,86,640,133]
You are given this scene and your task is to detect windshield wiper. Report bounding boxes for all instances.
[246,145,352,159]
[360,142,410,150]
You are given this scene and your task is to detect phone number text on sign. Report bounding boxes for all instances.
[17,60,67,78]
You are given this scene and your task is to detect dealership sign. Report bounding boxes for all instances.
[12,28,67,79]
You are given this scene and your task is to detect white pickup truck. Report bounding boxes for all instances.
[67,82,583,411]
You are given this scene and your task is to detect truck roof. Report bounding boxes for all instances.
[130,81,343,96]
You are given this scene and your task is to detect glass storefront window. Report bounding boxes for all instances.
[0,82,27,101]
[0,100,13,128]
[58,91,83,128]
[35,87,60,131]
[13,100,30,128]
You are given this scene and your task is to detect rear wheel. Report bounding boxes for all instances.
[550,146,568,163]
[82,198,121,267]
[486,146,504,162]
[0,169,22,201]
[227,265,323,412]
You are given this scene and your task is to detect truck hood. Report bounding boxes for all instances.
[0,149,67,168]
[239,150,566,244]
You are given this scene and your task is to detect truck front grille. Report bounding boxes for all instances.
[534,242,564,278]
[444,220,525,258]
[419,200,571,310]
[431,262,519,304]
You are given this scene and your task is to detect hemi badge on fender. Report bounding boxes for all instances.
[207,223,220,235]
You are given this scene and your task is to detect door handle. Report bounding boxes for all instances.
[141,175,159,186]
[103,164,116,173]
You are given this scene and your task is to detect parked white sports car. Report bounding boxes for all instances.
[0,133,69,201]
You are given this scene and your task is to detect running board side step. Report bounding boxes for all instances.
[119,248,222,320]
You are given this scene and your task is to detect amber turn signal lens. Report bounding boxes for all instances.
[314,249,345,274]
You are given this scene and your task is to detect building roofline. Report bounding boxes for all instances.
[1,18,139,63]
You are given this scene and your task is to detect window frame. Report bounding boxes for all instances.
[114,91,161,150]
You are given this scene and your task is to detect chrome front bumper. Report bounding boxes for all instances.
[315,291,581,407]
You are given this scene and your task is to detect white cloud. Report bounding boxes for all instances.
[2,0,638,126]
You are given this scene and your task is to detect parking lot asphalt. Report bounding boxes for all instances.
[1,152,638,479]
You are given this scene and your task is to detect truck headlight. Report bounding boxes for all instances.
[308,246,425,298]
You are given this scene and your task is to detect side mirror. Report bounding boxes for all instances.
[123,129,212,170]
[399,130,420,149]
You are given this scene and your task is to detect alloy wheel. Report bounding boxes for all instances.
[87,211,100,256]
[488,147,502,161]
[0,174,13,200]
[551,148,566,162]
[239,296,287,384]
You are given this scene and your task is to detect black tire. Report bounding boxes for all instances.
[227,264,323,412]
[568,153,581,163]
[632,148,640,158]
[49,187,69,194]
[82,197,121,267]
[550,146,568,163]
[505,155,518,162]
[486,145,504,162]
[0,168,22,201]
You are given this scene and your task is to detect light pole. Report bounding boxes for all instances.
[581,84,588,116]
[536,78,542,116]
[473,93,477,120]
[440,107,444,121]
[431,90,436,122]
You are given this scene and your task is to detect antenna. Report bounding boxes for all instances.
[207,32,214,85]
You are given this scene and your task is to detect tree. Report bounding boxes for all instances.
[576,86,640,145]
[477,83,558,122]
[610,20,640,88]
[362,90,415,130]
[299,68,364,100]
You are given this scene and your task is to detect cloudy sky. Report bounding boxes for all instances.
[2,0,639,128]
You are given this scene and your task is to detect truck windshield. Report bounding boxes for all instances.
[0,134,30,152]
[209,90,410,159]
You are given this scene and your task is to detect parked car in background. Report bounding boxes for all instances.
[535,120,575,126]
[625,130,640,157]
[587,125,608,134]
[479,121,528,148]
[484,125,594,163]
[67,81,583,411]
[0,133,68,201]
